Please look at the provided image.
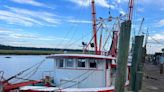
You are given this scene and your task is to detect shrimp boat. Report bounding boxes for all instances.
[0,0,133,92]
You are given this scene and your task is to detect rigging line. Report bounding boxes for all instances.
[62,71,95,89]
[64,1,89,48]
[3,61,41,83]
[102,22,116,50]
[60,70,91,86]
[149,36,164,45]
[66,0,97,49]
[84,23,103,51]
[67,31,92,48]
[24,60,44,80]
[19,59,45,81]
[146,30,164,45]
[8,59,46,83]
[138,18,144,35]
[14,77,39,82]
[22,70,95,91]
[56,70,95,91]
[57,0,86,49]
[64,26,80,49]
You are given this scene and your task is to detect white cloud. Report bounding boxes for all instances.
[147,44,163,54]
[119,9,126,15]
[0,28,69,48]
[148,33,164,41]
[0,28,38,39]
[157,19,164,27]
[0,6,60,27]
[115,0,128,4]
[68,19,91,24]
[137,8,144,12]
[69,0,115,9]
[147,32,164,54]
[11,0,47,7]
[0,10,43,26]
[6,6,61,24]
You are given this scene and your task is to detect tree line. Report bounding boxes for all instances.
[0,44,83,52]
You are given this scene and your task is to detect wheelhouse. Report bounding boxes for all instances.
[46,54,124,88]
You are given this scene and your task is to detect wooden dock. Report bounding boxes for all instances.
[140,63,164,92]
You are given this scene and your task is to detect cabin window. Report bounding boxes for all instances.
[57,59,64,68]
[89,60,97,68]
[66,59,74,67]
[77,59,86,68]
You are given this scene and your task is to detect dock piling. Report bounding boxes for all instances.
[129,36,144,92]
[115,20,131,92]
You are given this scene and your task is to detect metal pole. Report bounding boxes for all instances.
[115,20,131,92]
[129,36,144,92]
[91,0,98,54]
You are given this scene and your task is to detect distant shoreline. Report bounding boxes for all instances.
[0,50,84,55]
[0,44,94,55]
[0,50,59,55]
[0,44,84,55]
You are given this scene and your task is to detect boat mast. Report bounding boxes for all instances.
[128,0,134,21]
[91,0,98,55]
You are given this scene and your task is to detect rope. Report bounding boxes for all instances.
[57,0,86,49]
[4,59,46,83]
[14,77,38,81]
[60,70,91,86]
[56,70,95,91]
[149,36,164,45]
[21,59,45,79]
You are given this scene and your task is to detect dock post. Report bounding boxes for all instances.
[160,64,163,74]
[115,20,131,92]
[129,36,144,92]
[138,47,146,90]
[0,83,3,92]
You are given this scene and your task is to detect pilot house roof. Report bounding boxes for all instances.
[47,54,116,60]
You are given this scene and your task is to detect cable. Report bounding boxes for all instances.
[6,59,46,83]
[67,31,92,48]
[15,77,38,81]
[57,0,87,49]
[63,71,95,89]
[55,70,95,91]
[102,21,116,51]
[60,70,91,86]
[149,36,164,45]
[16,59,45,83]
[23,59,45,79]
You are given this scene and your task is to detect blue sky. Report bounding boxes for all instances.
[0,0,163,54]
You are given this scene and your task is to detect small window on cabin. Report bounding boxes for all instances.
[89,60,97,68]
[77,59,86,68]
[66,59,74,67]
[58,59,64,68]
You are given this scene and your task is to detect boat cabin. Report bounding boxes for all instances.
[47,54,130,88]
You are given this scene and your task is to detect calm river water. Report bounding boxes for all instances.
[0,55,54,83]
